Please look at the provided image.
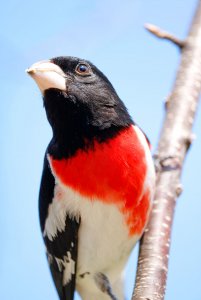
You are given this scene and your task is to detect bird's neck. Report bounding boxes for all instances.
[44,90,134,159]
[48,124,129,160]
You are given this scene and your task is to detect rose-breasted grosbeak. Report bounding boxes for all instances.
[26,57,155,300]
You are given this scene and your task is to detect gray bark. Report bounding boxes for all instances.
[132,1,201,299]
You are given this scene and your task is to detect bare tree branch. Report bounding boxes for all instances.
[144,23,185,48]
[132,2,201,300]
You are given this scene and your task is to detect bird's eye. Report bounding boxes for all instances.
[75,64,91,76]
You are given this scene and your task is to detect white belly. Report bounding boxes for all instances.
[76,194,139,273]
[44,181,139,297]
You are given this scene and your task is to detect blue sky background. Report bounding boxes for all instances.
[1,0,201,299]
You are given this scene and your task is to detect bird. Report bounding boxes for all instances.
[26,56,155,300]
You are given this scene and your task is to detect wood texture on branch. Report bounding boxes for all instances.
[132,1,201,300]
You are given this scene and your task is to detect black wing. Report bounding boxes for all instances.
[39,155,80,300]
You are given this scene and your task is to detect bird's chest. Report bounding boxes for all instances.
[47,126,152,236]
[44,126,153,275]
[44,128,154,294]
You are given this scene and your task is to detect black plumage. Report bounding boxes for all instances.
[44,57,134,160]
[39,155,80,300]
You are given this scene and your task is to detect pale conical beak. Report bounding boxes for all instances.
[26,60,67,94]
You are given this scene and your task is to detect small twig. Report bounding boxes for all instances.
[145,23,185,48]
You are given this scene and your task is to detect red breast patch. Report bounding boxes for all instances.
[49,126,151,235]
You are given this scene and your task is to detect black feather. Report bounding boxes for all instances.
[39,155,80,300]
